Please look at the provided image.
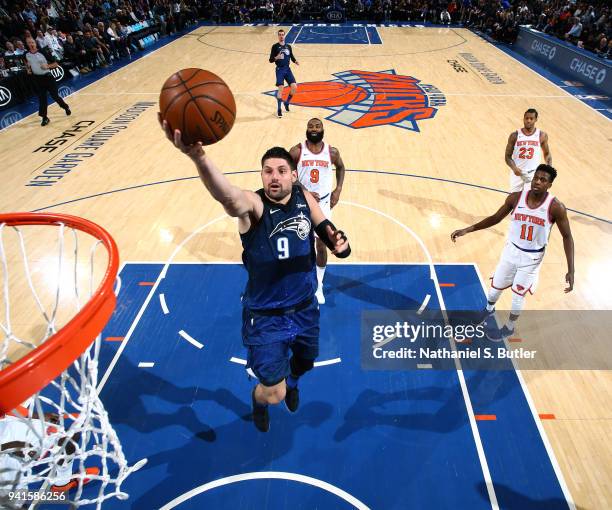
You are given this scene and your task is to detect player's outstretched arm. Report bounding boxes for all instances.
[505,131,521,176]
[551,199,574,292]
[451,193,518,242]
[159,114,261,221]
[304,190,351,257]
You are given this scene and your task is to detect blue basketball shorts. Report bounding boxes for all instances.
[275,67,296,87]
[242,300,319,386]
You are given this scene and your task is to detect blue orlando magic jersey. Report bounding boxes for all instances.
[240,185,316,310]
[270,42,293,69]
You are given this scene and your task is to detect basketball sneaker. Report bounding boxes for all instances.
[252,389,270,432]
[486,324,514,343]
[284,101,290,112]
[51,466,100,492]
[478,307,496,326]
[284,386,299,413]
[277,109,282,118]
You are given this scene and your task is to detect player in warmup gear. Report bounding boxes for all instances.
[291,118,346,304]
[269,28,299,118]
[0,412,99,496]
[159,115,351,433]
[505,109,552,192]
[451,164,574,341]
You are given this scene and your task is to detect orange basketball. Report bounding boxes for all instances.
[159,68,236,146]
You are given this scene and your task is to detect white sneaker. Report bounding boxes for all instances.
[315,289,325,304]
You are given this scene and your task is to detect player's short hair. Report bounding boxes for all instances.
[535,164,557,182]
[524,108,538,118]
[308,118,323,125]
[261,147,296,171]
[278,29,285,34]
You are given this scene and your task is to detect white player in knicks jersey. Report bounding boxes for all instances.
[290,118,346,304]
[505,109,553,192]
[451,164,574,341]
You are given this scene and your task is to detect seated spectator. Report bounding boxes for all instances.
[82,28,108,69]
[565,17,583,43]
[595,34,608,57]
[5,41,17,57]
[107,20,129,57]
[13,39,27,56]
[92,27,112,62]
[46,28,64,60]
[441,8,451,24]
[62,33,91,73]
[35,29,48,49]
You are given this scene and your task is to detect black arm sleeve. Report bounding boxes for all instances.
[314,220,351,258]
[269,43,278,63]
[289,44,297,63]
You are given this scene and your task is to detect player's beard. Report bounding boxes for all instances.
[306,129,324,144]
[266,182,291,201]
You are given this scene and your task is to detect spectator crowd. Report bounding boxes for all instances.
[0,0,609,81]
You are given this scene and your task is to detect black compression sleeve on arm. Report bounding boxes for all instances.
[289,45,297,63]
[269,44,277,63]
[315,220,351,258]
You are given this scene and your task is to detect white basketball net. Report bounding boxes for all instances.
[0,220,145,508]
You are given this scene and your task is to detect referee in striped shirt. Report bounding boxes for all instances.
[25,37,71,126]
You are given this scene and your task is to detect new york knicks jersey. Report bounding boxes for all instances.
[508,189,555,251]
[297,141,334,199]
[512,128,542,174]
[240,185,316,310]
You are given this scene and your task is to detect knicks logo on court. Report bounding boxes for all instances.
[264,69,446,132]
[269,213,311,240]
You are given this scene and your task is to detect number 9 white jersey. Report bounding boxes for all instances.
[297,141,334,200]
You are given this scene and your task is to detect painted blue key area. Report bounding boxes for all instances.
[92,263,568,509]
[287,25,382,45]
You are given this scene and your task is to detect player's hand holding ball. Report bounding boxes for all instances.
[158,68,236,156]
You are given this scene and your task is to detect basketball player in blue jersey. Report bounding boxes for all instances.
[159,115,351,433]
[451,165,574,341]
[269,28,299,118]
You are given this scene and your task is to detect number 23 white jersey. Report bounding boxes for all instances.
[512,128,542,174]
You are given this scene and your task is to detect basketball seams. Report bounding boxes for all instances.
[178,72,219,143]
[192,102,217,141]
[161,87,191,119]
[162,80,226,91]
[186,94,236,119]
[178,68,200,84]
[162,68,236,145]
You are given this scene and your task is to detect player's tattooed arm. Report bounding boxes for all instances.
[451,193,519,242]
[551,199,574,292]
[505,131,521,176]
[330,147,345,209]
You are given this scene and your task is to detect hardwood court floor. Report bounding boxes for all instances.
[1,26,611,509]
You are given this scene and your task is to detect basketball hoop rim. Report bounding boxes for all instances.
[0,213,119,414]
